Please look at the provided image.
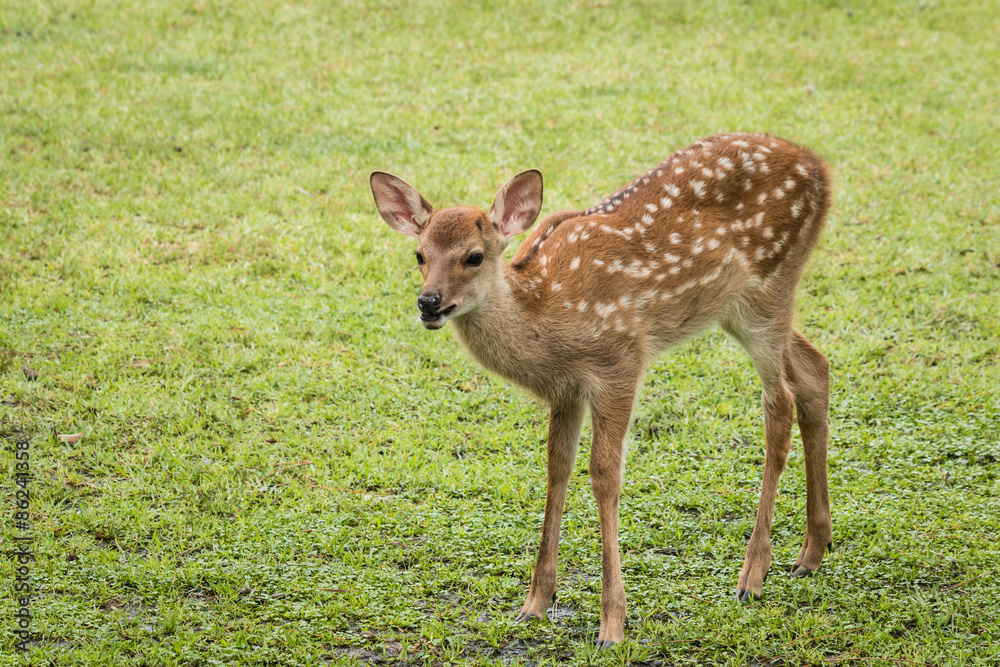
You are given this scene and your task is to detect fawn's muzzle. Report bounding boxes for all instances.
[417,294,442,315]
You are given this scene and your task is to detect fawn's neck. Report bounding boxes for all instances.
[450,264,551,397]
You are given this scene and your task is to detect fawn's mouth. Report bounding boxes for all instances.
[420,305,456,328]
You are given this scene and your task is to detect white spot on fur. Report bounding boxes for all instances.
[717,157,734,170]
[690,180,706,198]
[757,192,767,205]
[791,199,804,218]
[570,257,581,270]
[642,214,654,226]
[670,232,682,244]
[736,202,745,211]
[676,280,696,295]
[691,238,704,254]
[624,260,652,279]
[669,266,680,275]
[578,301,588,312]
[663,183,681,197]
[608,259,623,273]
[663,252,680,264]
[796,163,809,177]
[552,282,562,292]
[716,226,727,235]
[660,197,673,208]
[762,226,774,239]
[593,258,605,267]
[595,302,618,318]
[644,242,658,254]
[707,238,720,250]
[753,212,765,227]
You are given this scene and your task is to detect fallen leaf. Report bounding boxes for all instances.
[58,433,84,444]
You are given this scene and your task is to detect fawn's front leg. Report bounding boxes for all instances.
[589,389,635,647]
[517,400,585,621]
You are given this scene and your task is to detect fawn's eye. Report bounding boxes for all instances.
[466,252,484,267]
[415,251,425,266]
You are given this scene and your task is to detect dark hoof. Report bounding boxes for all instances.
[827,540,835,553]
[515,611,544,623]
[594,639,618,649]
[736,588,761,603]
[791,565,814,578]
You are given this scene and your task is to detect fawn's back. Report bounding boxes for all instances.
[507,133,829,354]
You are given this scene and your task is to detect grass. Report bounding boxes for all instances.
[1,0,999,665]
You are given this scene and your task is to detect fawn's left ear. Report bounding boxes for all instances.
[370,171,434,238]
[489,170,543,241]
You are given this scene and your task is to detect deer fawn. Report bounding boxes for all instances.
[370,133,832,646]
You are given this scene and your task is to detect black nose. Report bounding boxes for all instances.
[417,294,442,314]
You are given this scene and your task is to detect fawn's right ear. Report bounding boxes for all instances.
[370,171,434,238]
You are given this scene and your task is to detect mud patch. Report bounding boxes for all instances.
[462,638,553,666]
[547,604,577,625]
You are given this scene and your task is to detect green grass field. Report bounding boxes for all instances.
[2,1,999,665]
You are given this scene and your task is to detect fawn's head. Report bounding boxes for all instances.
[370,170,544,329]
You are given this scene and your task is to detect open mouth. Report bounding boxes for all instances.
[420,304,456,323]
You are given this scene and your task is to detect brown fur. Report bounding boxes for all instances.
[371,133,833,646]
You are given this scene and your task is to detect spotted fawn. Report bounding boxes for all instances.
[370,133,833,646]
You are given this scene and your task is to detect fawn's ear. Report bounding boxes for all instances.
[370,171,434,238]
[489,170,543,241]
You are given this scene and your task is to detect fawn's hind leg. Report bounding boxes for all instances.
[788,330,832,576]
[722,314,797,601]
